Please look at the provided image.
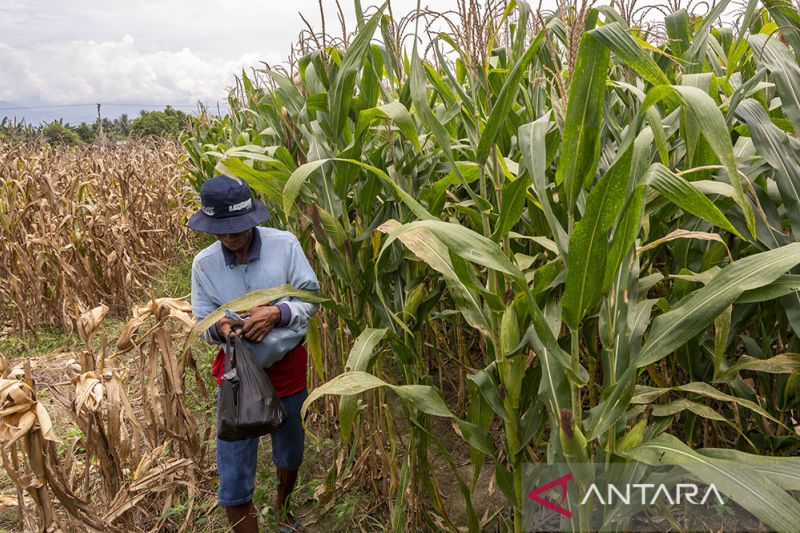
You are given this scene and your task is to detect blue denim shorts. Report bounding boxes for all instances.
[216,388,307,507]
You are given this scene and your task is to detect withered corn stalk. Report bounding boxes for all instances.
[0,301,213,532]
[0,360,63,532]
[0,140,194,332]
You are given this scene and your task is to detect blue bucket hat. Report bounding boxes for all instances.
[187,176,270,234]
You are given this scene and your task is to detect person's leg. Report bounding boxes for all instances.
[217,435,260,532]
[270,388,308,527]
[275,466,299,515]
[224,503,259,532]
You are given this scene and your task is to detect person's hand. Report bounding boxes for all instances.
[240,304,281,343]
[216,316,244,340]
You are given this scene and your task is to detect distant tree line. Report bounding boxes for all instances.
[0,107,191,145]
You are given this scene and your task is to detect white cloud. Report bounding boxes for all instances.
[0,35,277,105]
[0,0,527,116]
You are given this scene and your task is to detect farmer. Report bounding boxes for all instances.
[188,175,320,532]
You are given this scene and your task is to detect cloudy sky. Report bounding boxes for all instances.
[0,0,458,124]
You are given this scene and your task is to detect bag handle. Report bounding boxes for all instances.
[224,334,241,372]
[223,319,246,373]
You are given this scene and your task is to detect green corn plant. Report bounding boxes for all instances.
[182,1,800,530]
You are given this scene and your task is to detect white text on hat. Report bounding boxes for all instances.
[228,199,252,212]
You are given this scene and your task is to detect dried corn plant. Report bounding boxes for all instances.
[0,301,214,532]
[115,297,207,463]
[0,359,62,532]
[0,140,195,332]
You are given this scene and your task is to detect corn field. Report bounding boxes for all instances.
[0,140,195,332]
[0,0,798,531]
[181,0,800,530]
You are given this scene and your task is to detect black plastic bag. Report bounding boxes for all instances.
[217,334,287,441]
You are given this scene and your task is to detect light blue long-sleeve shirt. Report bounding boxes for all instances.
[190,227,320,367]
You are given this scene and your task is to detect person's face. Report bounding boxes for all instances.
[216,228,253,253]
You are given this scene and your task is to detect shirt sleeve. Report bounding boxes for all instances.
[191,257,224,345]
[276,303,291,328]
[250,238,320,367]
[274,238,321,329]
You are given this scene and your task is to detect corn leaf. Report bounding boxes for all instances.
[683,0,731,72]
[556,32,610,211]
[585,366,636,440]
[665,9,691,57]
[381,220,524,280]
[307,315,324,381]
[762,0,800,57]
[698,448,800,491]
[590,22,670,86]
[302,370,453,419]
[603,185,645,291]
[676,381,782,425]
[191,285,327,336]
[717,353,800,382]
[376,221,491,336]
[217,157,287,206]
[563,145,633,329]
[737,275,800,303]
[284,157,432,220]
[339,328,388,441]
[518,114,569,254]
[645,163,740,236]
[643,84,756,237]
[737,99,800,236]
[475,31,544,165]
[650,398,727,421]
[329,6,384,137]
[639,243,800,366]
[622,433,800,532]
[748,35,800,135]
[356,101,421,151]
[492,175,532,241]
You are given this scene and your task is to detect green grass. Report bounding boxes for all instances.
[149,233,215,299]
[251,435,383,531]
[0,327,76,359]
[0,317,131,362]
[152,251,195,298]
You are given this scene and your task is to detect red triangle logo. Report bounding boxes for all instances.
[527,472,573,518]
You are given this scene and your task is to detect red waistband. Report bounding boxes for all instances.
[211,343,307,398]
